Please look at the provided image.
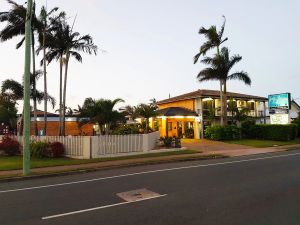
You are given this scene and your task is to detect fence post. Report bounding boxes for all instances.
[82,136,91,159]
[142,134,149,152]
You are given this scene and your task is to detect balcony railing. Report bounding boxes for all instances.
[202,108,264,118]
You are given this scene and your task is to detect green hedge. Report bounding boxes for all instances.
[292,119,300,137]
[251,124,298,141]
[205,125,241,141]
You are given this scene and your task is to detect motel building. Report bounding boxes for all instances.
[150,89,300,139]
[17,110,94,136]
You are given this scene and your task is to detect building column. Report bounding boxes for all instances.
[194,119,200,139]
[161,117,167,137]
[263,101,267,124]
[199,98,204,139]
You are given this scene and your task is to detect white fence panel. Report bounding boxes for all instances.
[1,131,160,159]
[91,132,159,158]
[12,135,87,158]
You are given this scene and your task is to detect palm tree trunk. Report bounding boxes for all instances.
[217,46,225,126]
[223,81,228,125]
[219,81,224,125]
[62,53,70,136]
[31,32,38,136]
[59,57,63,136]
[42,32,47,136]
[145,118,149,133]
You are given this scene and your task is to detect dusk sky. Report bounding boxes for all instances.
[1,0,300,112]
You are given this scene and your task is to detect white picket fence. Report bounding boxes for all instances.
[0,132,160,159]
[15,136,88,158]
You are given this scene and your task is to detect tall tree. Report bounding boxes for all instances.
[44,20,97,135]
[194,16,228,125]
[38,6,63,135]
[0,0,42,135]
[198,47,251,124]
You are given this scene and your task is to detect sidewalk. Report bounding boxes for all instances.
[182,139,300,157]
[0,141,299,180]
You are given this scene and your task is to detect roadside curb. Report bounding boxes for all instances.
[0,154,226,183]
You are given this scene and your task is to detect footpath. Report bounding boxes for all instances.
[0,140,299,180]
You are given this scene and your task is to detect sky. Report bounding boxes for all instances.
[1,0,300,112]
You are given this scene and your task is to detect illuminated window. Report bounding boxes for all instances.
[167,122,172,131]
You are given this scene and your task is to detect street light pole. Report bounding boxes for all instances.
[23,0,33,176]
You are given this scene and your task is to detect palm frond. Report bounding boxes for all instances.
[227,72,251,85]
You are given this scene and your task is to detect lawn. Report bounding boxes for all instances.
[225,138,300,148]
[0,150,200,171]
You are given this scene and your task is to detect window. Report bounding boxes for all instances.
[167,122,172,131]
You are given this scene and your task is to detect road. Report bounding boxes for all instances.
[1,150,300,225]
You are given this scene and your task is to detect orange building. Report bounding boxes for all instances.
[18,110,94,136]
[154,89,269,139]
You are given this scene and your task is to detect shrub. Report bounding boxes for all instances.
[292,119,300,137]
[241,119,257,138]
[112,124,140,135]
[184,128,194,138]
[48,142,65,158]
[205,125,241,141]
[30,141,49,158]
[254,124,298,141]
[0,135,20,156]
[160,137,173,147]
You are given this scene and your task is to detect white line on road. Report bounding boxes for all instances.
[42,194,167,220]
[1,152,300,194]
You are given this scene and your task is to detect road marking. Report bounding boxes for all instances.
[42,194,167,220]
[1,152,300,194]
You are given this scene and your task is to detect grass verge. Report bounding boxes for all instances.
[0,150,200,171]
[225,139,300,148]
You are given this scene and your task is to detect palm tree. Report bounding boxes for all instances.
[198,47,251,124]
[0,94,18,132]
[0,0,43,135]
[45,20,97,135]
[37,6,64,135]
[194,16,228,125]
[1,76,56,135]
[136,104,157,133]
[121,105,138,121]
[78,98,124,135]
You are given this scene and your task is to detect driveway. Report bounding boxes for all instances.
[181,139,287,157]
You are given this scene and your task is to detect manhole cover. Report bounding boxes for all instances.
[117,188,161,202]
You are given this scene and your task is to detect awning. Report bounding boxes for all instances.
[156,107,198,117]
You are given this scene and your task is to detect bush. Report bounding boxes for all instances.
[48,142,65,158]
[205,125,241,141]
[184,128,194,138]
[30,141,49,158]
[254,124,298,141]
[0,135,20,156]
[241,119,257,138]
[112,124,140,135]
[292,119,300,137]
[160,137,173,147]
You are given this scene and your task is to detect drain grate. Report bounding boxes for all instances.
[117,188,161,202]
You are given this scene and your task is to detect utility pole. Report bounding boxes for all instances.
[23,0,33,176]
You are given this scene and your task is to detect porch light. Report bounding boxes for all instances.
[202,97,213,101]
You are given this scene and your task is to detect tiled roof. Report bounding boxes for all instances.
[157,89,268,104]
[156,107,198,117]
[30,110,58,117]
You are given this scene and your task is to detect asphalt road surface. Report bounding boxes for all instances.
[1,150,300,225]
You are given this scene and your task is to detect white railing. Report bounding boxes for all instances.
[0,132,160,159]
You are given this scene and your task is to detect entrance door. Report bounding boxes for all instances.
[177,121,183,138]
